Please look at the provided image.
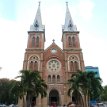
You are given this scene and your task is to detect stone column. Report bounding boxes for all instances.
[41,97,48,107]
[36,95,41,107]
[18,98,23,107]
[18,95,26,107]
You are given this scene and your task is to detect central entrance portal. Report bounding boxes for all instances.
[49,89,60,106]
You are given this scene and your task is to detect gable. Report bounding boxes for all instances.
[43,42,64,64]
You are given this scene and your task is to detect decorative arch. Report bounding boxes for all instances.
[57,75,60,82]
[52,75,56,83]
[49,89,60,106]
[28,55,39,71]
[48,75,51,82]
[68,55,80,72]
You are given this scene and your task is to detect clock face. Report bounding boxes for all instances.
[47,59,61,72]
[51,48,57,54]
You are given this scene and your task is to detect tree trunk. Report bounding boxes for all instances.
[23,96,25,107]
[26,93,31,107]
[83,95,88,107]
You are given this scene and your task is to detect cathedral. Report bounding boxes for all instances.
[20,2,85,107]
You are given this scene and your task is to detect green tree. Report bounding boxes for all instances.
[16,70,47,107]
[0,78,10,104]
[0,79,19,105]
[100,85,107,101]
[68,71,103,107]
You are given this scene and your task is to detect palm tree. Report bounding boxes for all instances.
[86,71,103,101]
[68,71,103,107]
[68,71,84,107]
[16,70,47,107]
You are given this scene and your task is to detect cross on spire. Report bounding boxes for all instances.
[38,1,41,6]
[52,39,55,43]
[66,1,68,7]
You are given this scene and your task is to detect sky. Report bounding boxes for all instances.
[0,0,107,86]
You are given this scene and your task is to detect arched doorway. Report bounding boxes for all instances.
[49,89,60,106]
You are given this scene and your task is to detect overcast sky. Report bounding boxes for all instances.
[0,0,107,86]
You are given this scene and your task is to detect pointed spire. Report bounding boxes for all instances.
[62,2,77,32]
[30,2,45,32]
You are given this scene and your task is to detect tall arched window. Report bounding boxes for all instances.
[70,61,74,72]
[74,61,79,71]
[28,56,39,71]
[72,36,75,47]
[29,61,33,70]
[68,36,72,47]
[57,75,60,82]
[36,36,39,47]
[48,75,51,82]
[34,61,38,71]
[52,75,56,83]
[32,37,35,47]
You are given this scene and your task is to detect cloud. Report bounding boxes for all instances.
[77,0,94,21]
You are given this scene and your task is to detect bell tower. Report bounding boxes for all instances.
[62,2,84,77]
[27,2,45,50]
[23,2,45,71]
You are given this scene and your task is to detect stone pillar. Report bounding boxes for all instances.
[36,95,41,107]
[41,97,47,107]
[18,98,23,107]
[61,95,64,106]
[18,95,26,107]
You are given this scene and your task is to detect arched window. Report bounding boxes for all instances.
[68,36,72,47]
[74,61,79,71]
[57,75,60,82]
[34,61,38,71]
[48,75,51,82]
[70,61,74,72]
[72,36,75,47]
[52,75,56,83]
[29,61,33,70]
[28,56,39,71]
[32,37,35,47]
[36,36,39,47]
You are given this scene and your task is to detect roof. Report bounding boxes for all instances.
[62,2,77,32]
[29,2,45,32]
